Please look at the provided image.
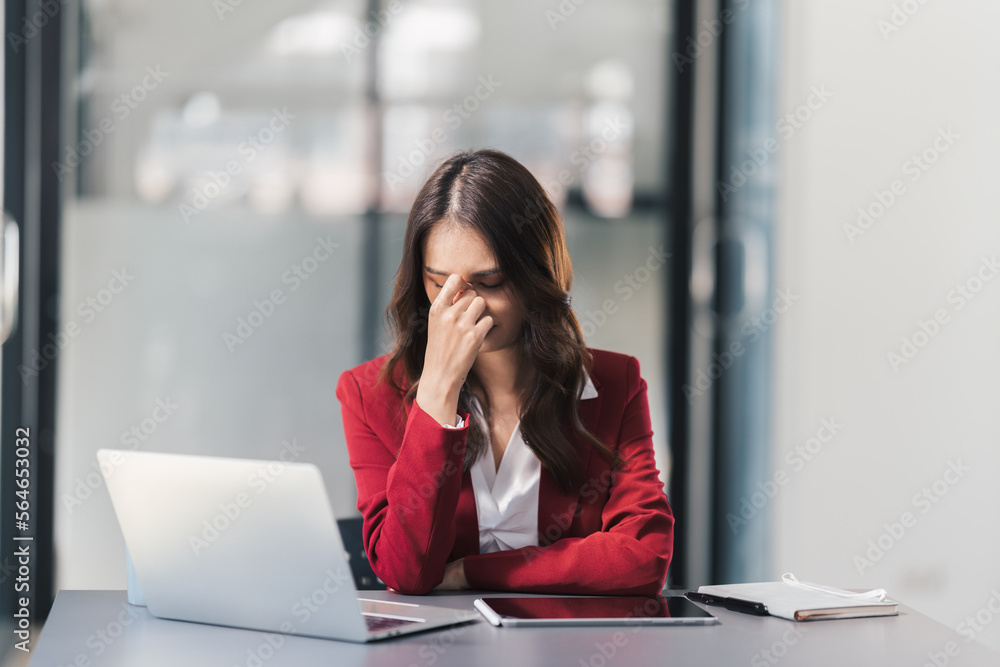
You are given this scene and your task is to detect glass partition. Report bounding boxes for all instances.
[55,0,675,590]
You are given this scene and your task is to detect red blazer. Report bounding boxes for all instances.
[335,348,674,596]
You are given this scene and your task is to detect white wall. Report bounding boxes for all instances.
[772,0,1000,653]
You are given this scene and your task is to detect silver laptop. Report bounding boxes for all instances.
[97,448,479,642]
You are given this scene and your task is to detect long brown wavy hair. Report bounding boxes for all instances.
[378,148,617,493]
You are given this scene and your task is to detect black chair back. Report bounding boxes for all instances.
[337,517,386,590]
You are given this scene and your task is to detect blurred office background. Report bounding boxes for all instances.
[48,0,671,589]
[2,0,1000,660]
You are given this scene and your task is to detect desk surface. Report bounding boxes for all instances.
[28,589,999,667]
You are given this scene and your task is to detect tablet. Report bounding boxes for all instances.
[473,596,719,627]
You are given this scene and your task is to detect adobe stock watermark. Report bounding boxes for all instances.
[670,0,750,72]
[577,245,672,338]
[231,565,355,667]
[716,85,834,202]
[383,75,501,190]
[394,437,466,521]
[576,600,667,667]
[223,235,340,353]
[52,66,169,182]
[916,639,962,667]
[188,438,306,555]
[887,254,997,372]
[213,0,246,21]
[956,588,1000,644]
[578,628,628,667]
[406,618,474,667]
[545,0,593,31]
[853,459,969,574]
[524,469,614,563]
[50,600,146,666]
[6,0,69,53]
[684,288,799,403]
[750,625,809,667]
[538,116,630,210]
[726,417,844,534]
[341,0,406,63]
[61,398,180,514]
[877,0,932,41]
[289,565,354,625]
[520,460,668,573]
[83,603,145,661]
[179,106,295,222]
[18,267,135,383]
[843,126,959,244]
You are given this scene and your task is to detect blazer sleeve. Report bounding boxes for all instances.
[336,369,471,595]
[461,356,674,595]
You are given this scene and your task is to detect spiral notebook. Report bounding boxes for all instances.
[698,574,898,621]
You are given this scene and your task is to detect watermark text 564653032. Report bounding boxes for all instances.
[13,426,34,652]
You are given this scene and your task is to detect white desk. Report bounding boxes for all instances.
[27,589,999,667]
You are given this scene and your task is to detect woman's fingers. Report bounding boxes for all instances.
[458,294,487,326]
[432,274,480,316]
[433,273,466,310]
[452,280,475,305]
[473,313,494,339]
[434,274,483,324]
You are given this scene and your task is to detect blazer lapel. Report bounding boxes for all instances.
[537,373,603,546]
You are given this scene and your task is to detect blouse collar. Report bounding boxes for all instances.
[579,371,598,400]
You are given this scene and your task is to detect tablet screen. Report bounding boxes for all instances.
[478,596,714,621]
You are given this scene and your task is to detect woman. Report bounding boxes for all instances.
[336,148,673,595]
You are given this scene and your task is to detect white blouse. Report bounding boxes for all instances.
[442,374,599,553]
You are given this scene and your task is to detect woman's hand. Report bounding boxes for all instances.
[433,558,469,590]
[415,274,493,426]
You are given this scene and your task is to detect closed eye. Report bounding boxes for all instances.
[431,280,504,290]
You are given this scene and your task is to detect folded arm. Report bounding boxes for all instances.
[462,359,674,595]
[336,370,470,595]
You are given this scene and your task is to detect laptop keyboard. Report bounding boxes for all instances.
[364,615,421,632]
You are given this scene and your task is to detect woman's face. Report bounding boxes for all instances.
[422,221,524,354]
